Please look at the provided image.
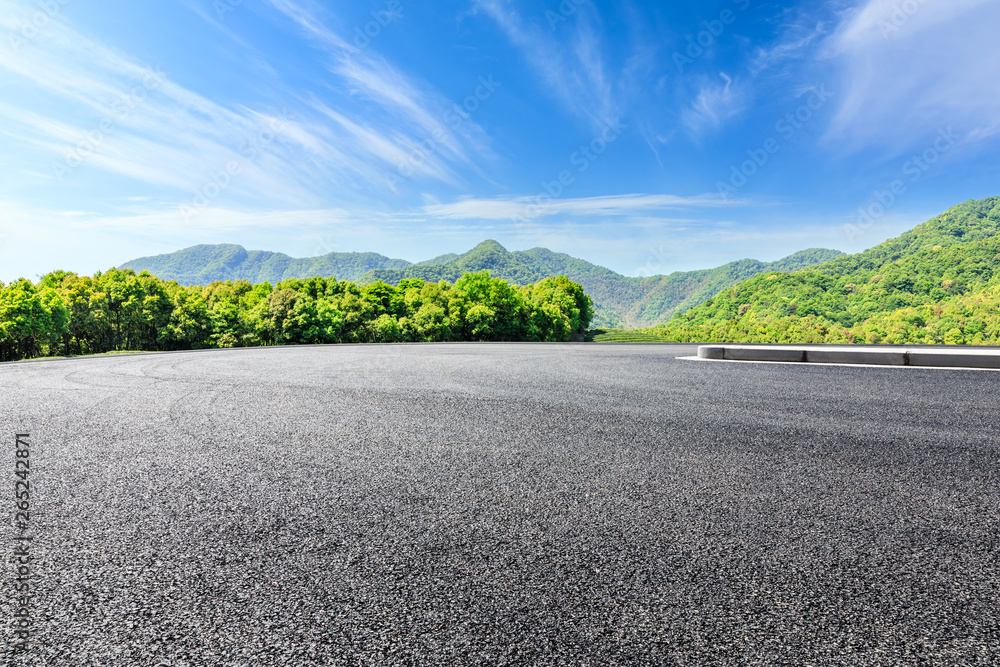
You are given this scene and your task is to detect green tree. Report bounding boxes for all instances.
[0,279,68,361]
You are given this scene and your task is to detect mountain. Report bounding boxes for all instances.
[121,241,843,328]
[661,197,1000,345]
[120,244,410,284]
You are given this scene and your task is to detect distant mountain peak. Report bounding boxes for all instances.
[469,239,508,252]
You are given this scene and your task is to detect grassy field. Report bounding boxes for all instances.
[585,328,679,343]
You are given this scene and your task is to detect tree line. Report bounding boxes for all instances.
[0,269,593,362]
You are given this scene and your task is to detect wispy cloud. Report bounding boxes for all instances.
[681,73,749,136]
[263,0,492,171]
[750,20,828,76]
[0,0,496,214]
[421,193,747,220]
[471,0,620,128]
[823,0,1000,152]
[0,13,334,204]
[264,0,354,51]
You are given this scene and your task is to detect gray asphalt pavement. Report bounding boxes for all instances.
[2,343,999,665]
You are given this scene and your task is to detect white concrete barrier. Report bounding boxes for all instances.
[698,346,726,360]
[723,346,806,363]
[696,345,1000,369]
[907,349,1000,369]
[805,347,907,366]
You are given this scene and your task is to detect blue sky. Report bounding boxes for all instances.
[2,0,999,281]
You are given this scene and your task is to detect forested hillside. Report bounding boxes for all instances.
[654,197,1000,345]
[0,270,592,362]
[124,240,842,328]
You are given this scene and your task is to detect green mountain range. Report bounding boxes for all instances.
[119,244,411,285]
[657,197,1000,345]
[121,242,843,328]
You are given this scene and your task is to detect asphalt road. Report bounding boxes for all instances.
[2,343,998,666]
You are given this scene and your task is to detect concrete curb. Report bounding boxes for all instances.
[697,345,1000,369]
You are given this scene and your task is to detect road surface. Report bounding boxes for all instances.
[2,344,998,665]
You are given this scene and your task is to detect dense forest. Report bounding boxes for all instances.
[647,197,1000,345]
[125,240,842,328]
[0,270,592,362]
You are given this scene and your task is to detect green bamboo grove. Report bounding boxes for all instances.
[0,269,593,362]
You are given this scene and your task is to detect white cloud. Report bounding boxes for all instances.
[266,0,354,49]
[264,0,493,171]
[472,0,620,128]
[0,16,338,203]
[0,0,497,218]
[750,21,828,75]
[823,0,1000,152]
[681,73,749,136]
[421,193,747,221]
